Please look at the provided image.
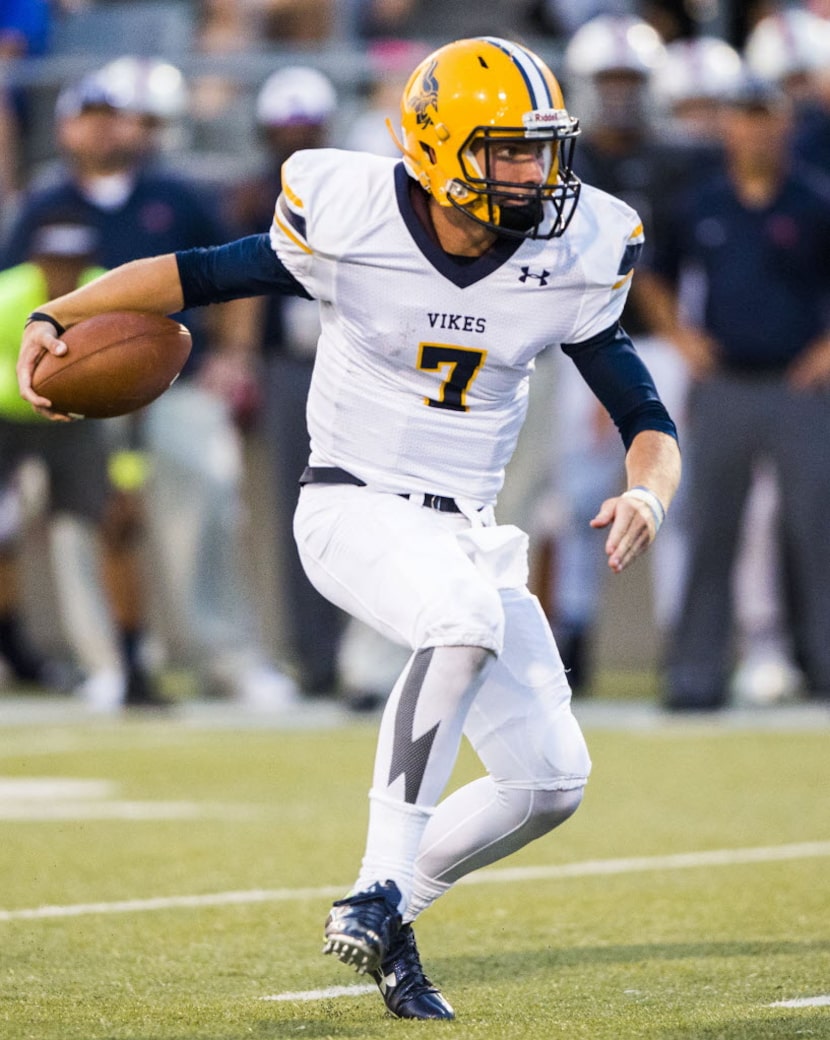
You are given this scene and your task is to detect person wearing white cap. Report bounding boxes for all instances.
[649,38,806,707]
[744,6,830,174]
[643,71,830,710]
[225,67,349,702]
[256,65,337,129]
[654,35,744,146]
[539,14,690,694]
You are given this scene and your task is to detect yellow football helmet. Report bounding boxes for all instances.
[391,36,581,239]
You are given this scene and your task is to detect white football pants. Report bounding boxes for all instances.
[294,483,591,916]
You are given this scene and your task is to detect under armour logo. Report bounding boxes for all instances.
[519,266,550,287]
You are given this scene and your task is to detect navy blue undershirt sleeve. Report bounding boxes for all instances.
[175,233,313,308]
[561,321,678,450]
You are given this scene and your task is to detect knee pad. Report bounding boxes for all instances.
[522,785,584,840]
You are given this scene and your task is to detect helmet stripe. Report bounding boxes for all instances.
[479,37,553,109]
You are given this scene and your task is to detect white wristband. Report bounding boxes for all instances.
[622,486,666,532]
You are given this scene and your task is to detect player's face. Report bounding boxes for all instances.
[471,139,552,194]
[467,137,555,235]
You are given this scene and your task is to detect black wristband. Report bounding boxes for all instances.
[25,311,66,336]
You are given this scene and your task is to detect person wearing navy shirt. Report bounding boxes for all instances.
[5,68,298,711]
[642,76,830,710]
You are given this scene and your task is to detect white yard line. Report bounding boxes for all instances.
[768,996,830,1008]
[0,801,267,821]
[1,840,828,922]
[263,987,830,1008]
[470,841,830,882]
[265,988,830,1008]
[0,776,269,821]
[0,885,345,921]
[264,989,830,1009]
[261,985,376,1002]
[0,778,114,799]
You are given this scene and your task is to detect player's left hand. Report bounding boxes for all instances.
[590,494,656,574]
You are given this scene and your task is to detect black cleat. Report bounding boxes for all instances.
[322,880,402,975]
[371,923,455,1020]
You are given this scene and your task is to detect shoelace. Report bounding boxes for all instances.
[385,926,434,992]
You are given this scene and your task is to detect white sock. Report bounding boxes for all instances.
[353,789,434,912]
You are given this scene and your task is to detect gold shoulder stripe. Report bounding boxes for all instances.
[612,269,634,291]
[281,178,304,210]
[274,211,312,254]
[629,222,644,240]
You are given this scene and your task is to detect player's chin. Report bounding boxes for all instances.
[498,199,543,233]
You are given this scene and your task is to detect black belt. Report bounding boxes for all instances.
[299,466,463,514]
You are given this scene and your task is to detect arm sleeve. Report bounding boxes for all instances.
[562,321,678,450]
[175,233,313,308]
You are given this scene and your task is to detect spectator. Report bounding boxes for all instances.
[0,0,52,58]
[654,35,744,148]
[225,65,348,700]
[0,1,90,172]
[0,213,162,709]
[3,63,297,709]
[0,0,54,199]
[650,37,803,706]
[744,6,830,173]
[541,14,689,693]
[644,74,830,710]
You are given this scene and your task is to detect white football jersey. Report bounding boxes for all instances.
[270,148,643,506]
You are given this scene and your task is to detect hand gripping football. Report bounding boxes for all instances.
[32,311,192,418]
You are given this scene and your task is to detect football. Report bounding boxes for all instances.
[32,311,192,418]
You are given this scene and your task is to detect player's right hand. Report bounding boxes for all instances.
[17,321,73,421]
[590,493,656,574]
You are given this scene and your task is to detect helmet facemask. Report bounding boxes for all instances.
[451,120,581,239]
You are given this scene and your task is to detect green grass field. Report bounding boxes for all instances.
[0,693,828,1040]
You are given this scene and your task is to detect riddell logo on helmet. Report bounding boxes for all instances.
[411,61,439,129]
[524,109,570,130]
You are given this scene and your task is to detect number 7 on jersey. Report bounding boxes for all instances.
[417,343,487,412]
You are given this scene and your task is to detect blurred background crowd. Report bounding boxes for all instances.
[0,0,829,715]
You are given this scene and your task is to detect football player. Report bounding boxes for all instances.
[18,37,681,1020]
